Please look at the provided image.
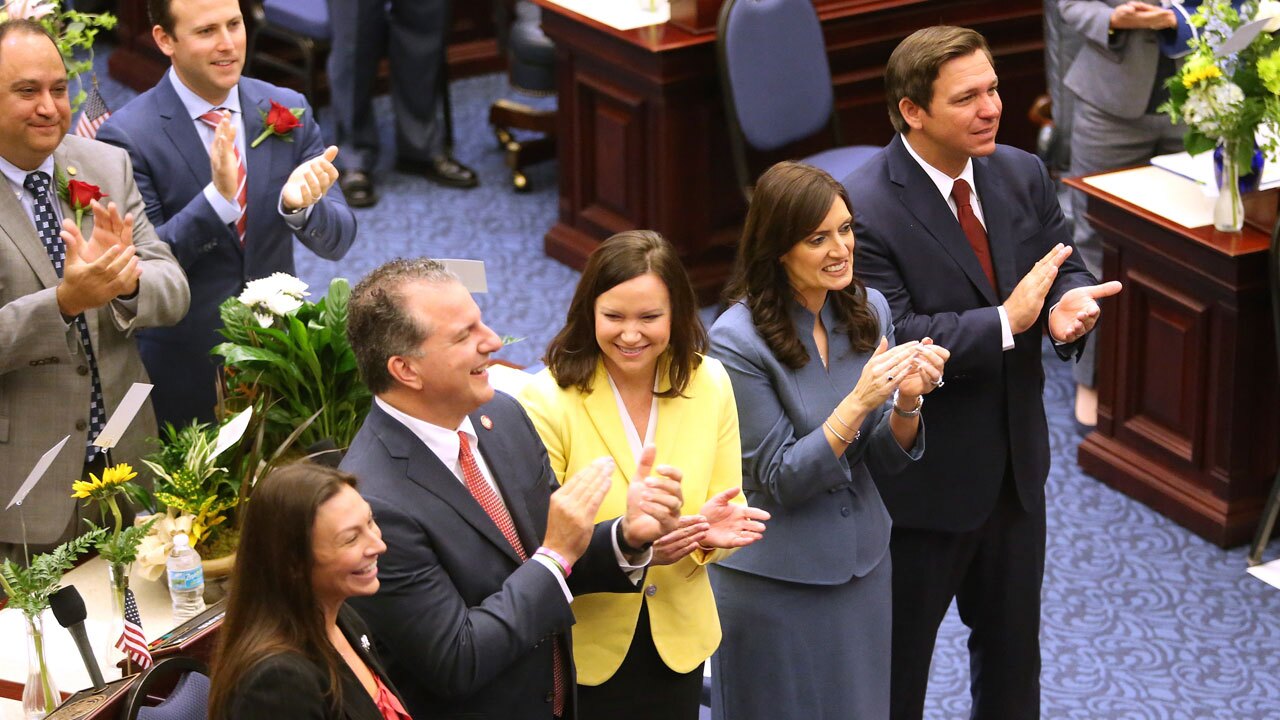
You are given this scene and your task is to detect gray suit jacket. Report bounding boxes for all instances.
[1061,0,1174,118]
[707,291,923,585]
[0,135,189,544]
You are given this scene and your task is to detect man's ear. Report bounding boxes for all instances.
[152,25,175,58]
[386,355,422,392]
[899,97,926,132]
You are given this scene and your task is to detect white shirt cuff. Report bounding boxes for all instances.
[203,182,243,226]
[277,193,314,228]
[610,517,650,584]
[997,305,1015,351]
[1047,301,1068,345]
[531,554,573,604]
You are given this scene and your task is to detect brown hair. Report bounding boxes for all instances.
[723,161,879,369]
[885,26,993,134]
[147,0,175,34]
[208,463,359,719]
[545,230,706,396]
[347,258,457,394]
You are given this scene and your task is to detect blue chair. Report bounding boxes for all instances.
[122,656,210,720]
[716,0,879,199]
[245,0,331,104]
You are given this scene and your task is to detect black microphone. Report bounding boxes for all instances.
[50,586,106,691]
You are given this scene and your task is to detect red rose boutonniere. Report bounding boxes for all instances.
[251,100,305,148]
[55,168,107,227]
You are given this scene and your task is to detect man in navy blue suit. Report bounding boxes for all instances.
[843,26,1122,720]
[340,258,684,719]
[97,0,357,429]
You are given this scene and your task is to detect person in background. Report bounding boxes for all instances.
[519,230,770,720]
[707,161,946,719]
[208,463,412,720]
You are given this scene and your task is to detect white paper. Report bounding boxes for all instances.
[212,407,253,459]
[5,436,70,509]
[442,259,488,294]
[1216,17,1269,56]
[1150,151,1280,193]
[92,383,153,450]
[1083,165,1216,228]
[544,0,669,31]
[1246,557,1280,590]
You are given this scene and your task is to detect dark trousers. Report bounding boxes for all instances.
[576,603,704,720]
[889,475,1047,720]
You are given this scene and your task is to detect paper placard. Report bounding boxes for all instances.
[6,436,70,509]
[545,0,669,31]
[1247,558,1280,591]
[1217,17,1269,56]
[212,407,253,459]
[442,259,488,293]
[92,383,153,450]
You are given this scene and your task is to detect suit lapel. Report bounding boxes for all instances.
[157,80,219,193]
[650,362,684,476]
[50,143,101,350]
[972,156,1018,300]
[887,136,999,306]
[582,362,637,482]
[337,610,394,720]
[472,410,539,558]
[372,406,524,565]
[0,163,57,290]
[242,87,278,262]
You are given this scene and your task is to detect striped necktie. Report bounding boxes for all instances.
[197,108,247,243]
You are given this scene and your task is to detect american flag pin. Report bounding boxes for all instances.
[66,166,77,176]
[480,415,493,430]
[361,634,371,652]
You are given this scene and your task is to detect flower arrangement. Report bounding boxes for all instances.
[71,463,158,567]
[214,275,370,454]
[1160,0,1280,229]
[2,0,117,111]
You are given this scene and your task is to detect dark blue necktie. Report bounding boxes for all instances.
[24,171,106,463]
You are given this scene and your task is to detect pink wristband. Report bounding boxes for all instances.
[535,547,572,578]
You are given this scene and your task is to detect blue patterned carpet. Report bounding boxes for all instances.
[93,60,1280,719]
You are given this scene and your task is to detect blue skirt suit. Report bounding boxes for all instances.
[706,289,924,720]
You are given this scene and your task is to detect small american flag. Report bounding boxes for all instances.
[73,80,112,140]
[115,587,153,670]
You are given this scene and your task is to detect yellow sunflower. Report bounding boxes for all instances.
[70,463,138,500]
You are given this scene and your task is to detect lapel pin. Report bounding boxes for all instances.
[360,634,371,652]
[66,166,77,176]
[480,415,493,430]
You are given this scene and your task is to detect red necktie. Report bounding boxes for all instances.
[952,179,996,289]
[198,108,247,244]
[458,433,567,717]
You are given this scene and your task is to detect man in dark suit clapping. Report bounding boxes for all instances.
[340,258,684,719]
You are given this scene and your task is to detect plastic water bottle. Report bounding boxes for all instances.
[166,533,206,623]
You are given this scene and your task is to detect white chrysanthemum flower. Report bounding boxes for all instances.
[1259,0,1280,32]
[238,273,309,323]
[264,292,304,316]
[2,0,58,20]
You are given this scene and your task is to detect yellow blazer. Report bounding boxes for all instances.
[518,355,743,684]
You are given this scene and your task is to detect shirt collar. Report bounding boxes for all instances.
[374,396,478,466]
[0,153,56,197]
[167,67,242,120]
[900,132,976,202]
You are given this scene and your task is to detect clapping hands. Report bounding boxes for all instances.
[54,201,141,317]
[282,146,340,212]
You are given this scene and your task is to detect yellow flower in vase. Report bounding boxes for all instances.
[70,463,138,500]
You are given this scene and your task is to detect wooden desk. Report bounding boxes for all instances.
[1066,174,1278,548]
[536,0,1047,300]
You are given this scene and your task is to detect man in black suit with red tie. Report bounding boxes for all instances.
[843,26,1122,720]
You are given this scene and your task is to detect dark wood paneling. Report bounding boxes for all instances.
[537,0,1046,301]
[1067,175,1278,547]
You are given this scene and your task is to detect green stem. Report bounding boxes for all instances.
[250,127,274,148]
[30,617,55,714]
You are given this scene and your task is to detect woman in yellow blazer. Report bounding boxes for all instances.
[519,230,770,720]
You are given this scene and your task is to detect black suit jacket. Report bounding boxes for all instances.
[341,394,640,720]
[844,135,1095,532]
[227,605,401,720]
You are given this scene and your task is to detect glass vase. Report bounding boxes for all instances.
[23,613,59,719]
[1213,139,1246,233]
[103,561,130,678]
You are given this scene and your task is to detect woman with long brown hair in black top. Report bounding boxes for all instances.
[208,463,411,720]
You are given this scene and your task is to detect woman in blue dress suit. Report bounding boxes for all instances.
[707,161,949,719]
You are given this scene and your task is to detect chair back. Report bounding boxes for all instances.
[123,656,211,720]
[717,0,835,153]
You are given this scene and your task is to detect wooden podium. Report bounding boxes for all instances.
[1066,171,1278,548]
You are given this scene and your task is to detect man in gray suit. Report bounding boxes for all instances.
[0,20,189,561]
[1060,0,1186,426]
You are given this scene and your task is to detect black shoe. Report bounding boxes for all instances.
[339,170,378,208]
[397,155,479,189]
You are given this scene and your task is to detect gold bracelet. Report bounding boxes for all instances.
[830,411,856,433]
[824,420,859,444]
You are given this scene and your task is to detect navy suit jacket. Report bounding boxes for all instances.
[96,76,357,425]
[341,394,640,720]
[843,135,1095,532]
